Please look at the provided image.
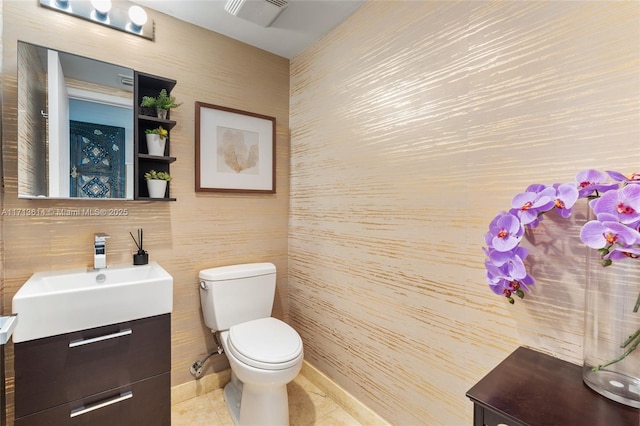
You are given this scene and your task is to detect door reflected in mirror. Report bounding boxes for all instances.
[17,41,134,199]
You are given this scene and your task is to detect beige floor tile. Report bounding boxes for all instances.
[288,375,344,426]
[207,388,235,426]
[172,373,362,426]
[171,392,223,425]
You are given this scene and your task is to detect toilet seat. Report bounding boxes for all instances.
[227,317,303,370]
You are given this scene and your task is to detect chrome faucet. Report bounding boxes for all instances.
[94,233,110,269]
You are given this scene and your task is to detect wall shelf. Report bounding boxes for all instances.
[133,72,178,201]
[137,154,177,163]
[138,115,177,130]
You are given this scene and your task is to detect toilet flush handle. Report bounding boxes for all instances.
[200,281,208,291]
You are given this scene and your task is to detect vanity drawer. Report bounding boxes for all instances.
[14,371,170,426]
[15,314,170,418]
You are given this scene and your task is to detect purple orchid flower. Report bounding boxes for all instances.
[485,246,529,279]
[606,170,640,185]
[580,219,640,249]
[552,183,579,218]
[590,184,640,225]
[484,245,534,301]
[575,169,619,198]
[604,245,640,261]
[485,258,534,300]
[626,218,640,233]
[486,212,524,252]
[485,261,512,295]
[510,186,556,226]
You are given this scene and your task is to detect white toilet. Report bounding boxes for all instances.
[199,263,303,426]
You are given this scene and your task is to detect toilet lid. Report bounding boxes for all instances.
[228,317,303,370]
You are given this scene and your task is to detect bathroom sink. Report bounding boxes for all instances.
[12,261,173,342]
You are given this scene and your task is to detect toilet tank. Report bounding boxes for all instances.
[199,263,276,331]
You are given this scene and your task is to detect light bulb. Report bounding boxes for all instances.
[128,5,148,28]
[91,0,111,15]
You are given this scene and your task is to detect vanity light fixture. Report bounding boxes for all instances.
[39,0,154,41]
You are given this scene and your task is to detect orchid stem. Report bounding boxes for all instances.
[593,329,640,372]
[622,327,640,349]
[591,292,640,373]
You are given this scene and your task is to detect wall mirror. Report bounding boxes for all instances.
[17,41,134,199]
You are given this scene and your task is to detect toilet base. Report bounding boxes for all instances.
[223,372,290,426]
[224,373,243,425]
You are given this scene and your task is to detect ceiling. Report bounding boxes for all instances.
[130,0,365,59]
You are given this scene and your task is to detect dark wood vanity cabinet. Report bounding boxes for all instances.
[14,314,170,426]
[134,72,177,201]
[466,346,639,426]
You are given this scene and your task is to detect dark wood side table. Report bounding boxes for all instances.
[466,346,639,426]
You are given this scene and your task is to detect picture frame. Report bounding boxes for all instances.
[195,102,276,193]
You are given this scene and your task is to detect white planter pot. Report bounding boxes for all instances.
[147,179,167,198]
[146,134,166,156]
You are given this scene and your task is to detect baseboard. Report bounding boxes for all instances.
[171,369,231,405]
[300,361,390,426]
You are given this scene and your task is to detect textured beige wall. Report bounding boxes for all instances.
[1,1,289,423]
[289,1,640,424]
[0,1,4,424]
[16,42,46,197]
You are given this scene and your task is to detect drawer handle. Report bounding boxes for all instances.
[69,328,132,348]
[70,390,133,418]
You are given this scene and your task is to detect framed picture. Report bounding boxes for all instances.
[195,102,276,193]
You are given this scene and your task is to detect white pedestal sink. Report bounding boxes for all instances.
[12,261,173,342]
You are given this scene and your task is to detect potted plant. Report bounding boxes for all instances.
[144,170,172,198]
[144,126,168,156]
[139,89,181,119]
[154,89,181,119]
[139,95,157,116]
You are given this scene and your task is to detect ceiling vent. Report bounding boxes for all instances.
[224,0,288,27]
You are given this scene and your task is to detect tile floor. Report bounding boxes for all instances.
[171,374,363,426]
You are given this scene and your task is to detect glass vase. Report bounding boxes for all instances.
[582,248,640,408]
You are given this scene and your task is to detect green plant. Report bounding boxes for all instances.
[144,170,172,181]
[140,96,157,108]
[144,126,168,138]
[155,89,182,110]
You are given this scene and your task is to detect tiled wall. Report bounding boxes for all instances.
[1,1,289,423]
[289,1,640,424]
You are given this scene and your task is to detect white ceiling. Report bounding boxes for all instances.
[130,0,365,59]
